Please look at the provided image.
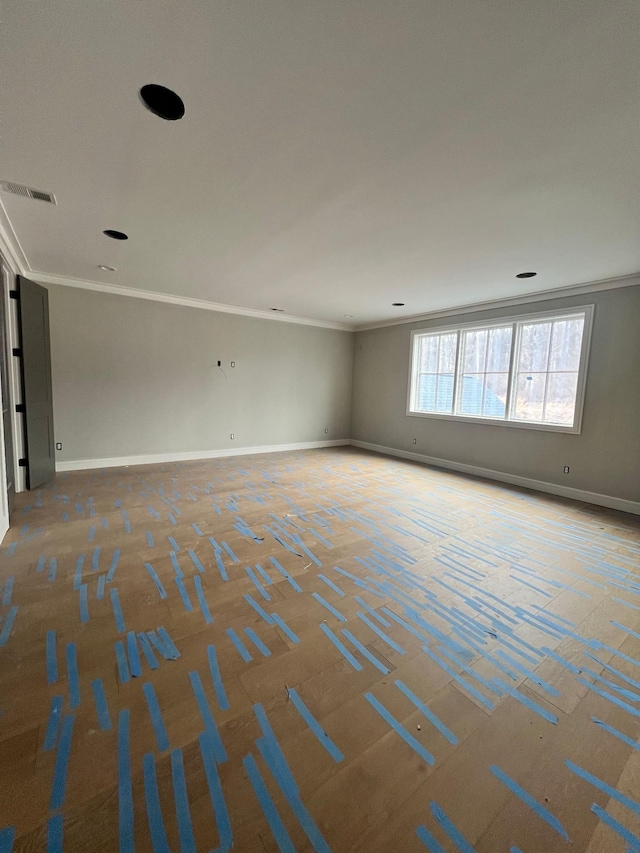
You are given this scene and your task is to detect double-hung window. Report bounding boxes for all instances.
[408,306,593,432]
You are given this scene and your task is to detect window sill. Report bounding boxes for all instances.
[406,409,581,434]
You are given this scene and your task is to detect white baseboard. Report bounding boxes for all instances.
[0,514,8,543]
[55,439,351,472]
[350,439,640,516]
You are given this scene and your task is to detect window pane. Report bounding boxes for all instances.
[483,373,508,417]
[438,333,457,373]
[513,373,546,421]
[418,374,437,410]
[486,326,512,372]
[518,322,551,371]
[544,372,579,425]
[459,374,485,415]
[463,329,487,373]
[435,374,454,412]
[548,318,584,372]
[419,335,439,372]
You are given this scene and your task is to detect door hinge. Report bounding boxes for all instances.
[18,458,28,467]
[12,347,21,357]
[15,403,25,413]
[9,290,19,300]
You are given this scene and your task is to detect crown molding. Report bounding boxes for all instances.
[355,272,640,331]
[29,271,354,332]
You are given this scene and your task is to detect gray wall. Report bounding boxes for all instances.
[48,286,353,463]
[352,285,640,502]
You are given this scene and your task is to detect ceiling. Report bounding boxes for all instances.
[1,0,638,327]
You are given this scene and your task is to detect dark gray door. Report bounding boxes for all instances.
[16,277,55,488]
[0,265,15,511]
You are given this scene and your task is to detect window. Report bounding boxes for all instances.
[408,307,592,432]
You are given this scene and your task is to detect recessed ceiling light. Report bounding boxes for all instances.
[516,271,537,278]
[98,265,117,272]
[344,314,354,318]
[270,308,285,312]
[139,84,185,121]
[392,302,405,307]
[103,229,128,240]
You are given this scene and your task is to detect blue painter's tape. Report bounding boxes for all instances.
[168,536,180,551]
[142,753,171,853]
[97,574,106,600]
[288,688,343,762]
[171,749,197,853]
[73,555,84,590]
[170,551,183,578]
[272,613,300,644]
[144,563,167,599]
[308,527,334,549]
[48,558,57,582]
[199,732,233,853]
[565,760,640,818]
[490,765,569,840]
[192,523,203,536]
[592,717,640,751]
[50,713,75,811]
[114,498,122,509]
[577,677,640,718]
[66,643,81,709]
[143,683,170,752]
[292,534,322,567]
[115,641,131,684]
[356,611,406,655]
[79,583,90,623]
[2,576,14,606]
[540,646,581,674]
[254,563,273,586]
[245,565,270,601]
[110,588,126,633]
[91,547,101,572]
[318,574,345,597]
[118,710,135,853]
[492,677,558,723]
[88,525,96,542]
[226,628,252,663]
[207,645,229,711]
[106,548,120,582]
[319,622,363,671]
[244,627,271,657]
[430,801,475,853]
[269,557,302,592]
[586,653,640,693]
[394,681,458,745]
[137,632,159,670]
[174,577,193,612]
[364,693,434,765]
[46,629,58,684]
[47,813,63,852]
[127,631,142,677]
[312,592,346,623]
[244,594,274,625]
[354,595,391,627]
[244,752,297,853]
[168,513,176,526]
[221,541,239,563]
[415,825,446,852]
[90,678,112,731]
[342,629,389,674]
[44,695,64,751]
[194,578,212,624]
[146,531,155,548]
[157,626,180,659]
[422,646,495,711]
[590,803,640,849]
[189,671,227,763]
[188,549,205,573]
[0,828,15,853]
[214,551,228,581]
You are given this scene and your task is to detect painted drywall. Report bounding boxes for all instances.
[352,284,640,503]
[48,285,353,463]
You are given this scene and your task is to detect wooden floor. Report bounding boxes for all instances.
[1,448,640,852]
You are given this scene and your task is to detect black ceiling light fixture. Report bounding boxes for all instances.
[103,229,128,240]
[270,308,285,312]
[516,271,537,279]
[139,84,185,121]
[392,302,405,306]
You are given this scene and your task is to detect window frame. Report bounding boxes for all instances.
[406,305,594,434]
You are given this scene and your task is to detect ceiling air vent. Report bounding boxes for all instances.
[0,181,56,204]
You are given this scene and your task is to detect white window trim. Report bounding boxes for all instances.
[406,304,594,435]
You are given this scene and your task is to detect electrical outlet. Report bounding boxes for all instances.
[563,466,570,474]
[231,361,235,368]
[230,433,234,440]
[413,438,417,444]
[55,442,62,451]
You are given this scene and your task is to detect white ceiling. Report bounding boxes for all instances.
[1,0,638,326]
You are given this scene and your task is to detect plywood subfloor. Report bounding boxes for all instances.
[1,447,640,852]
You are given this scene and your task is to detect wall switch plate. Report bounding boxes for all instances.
[231,361,235,368]
[413,438,417,444]
[324,428,328,433]
[55,442,62,451]
[217,360,221,366]
[230,433,234,440]
[563,466,570,474]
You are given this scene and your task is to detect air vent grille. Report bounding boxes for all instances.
[0,181,56,204]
